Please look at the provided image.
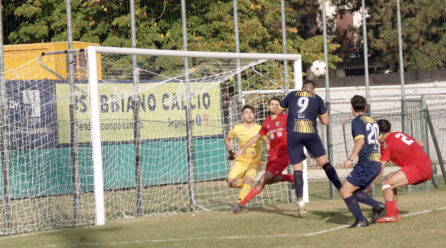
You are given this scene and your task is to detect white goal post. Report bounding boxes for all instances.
[86,46,305,225]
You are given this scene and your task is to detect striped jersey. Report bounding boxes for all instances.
[280,90,327,134]
[351,115,380,162]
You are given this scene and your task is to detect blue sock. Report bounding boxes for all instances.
[322,163,342,190]
[293,170,303,201]
[354,190,380,209]
[344,195,366,221]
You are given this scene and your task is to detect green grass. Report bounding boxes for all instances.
[1,179,445,248]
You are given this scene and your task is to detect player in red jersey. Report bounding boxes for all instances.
[375,119,433,223]
[232,97,293,212]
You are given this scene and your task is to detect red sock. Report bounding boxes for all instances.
[394,200,399,215]
[281,174,293,182]
[385,201,395,216]
[240,187,260,206]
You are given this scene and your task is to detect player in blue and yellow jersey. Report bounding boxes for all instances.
[280,80,342,217]
[224,105,264,205]
[341,95,385,228]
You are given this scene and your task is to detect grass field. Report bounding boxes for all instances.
[1,177,445,248]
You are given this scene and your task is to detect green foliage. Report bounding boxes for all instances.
[3,0,342,79]
[331,0,446,71]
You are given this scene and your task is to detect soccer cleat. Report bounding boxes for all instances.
[348,219,369,228]
[370,202,386,223]
[232,203,243,213]
[297,201,306,217]
[375,215,398,223]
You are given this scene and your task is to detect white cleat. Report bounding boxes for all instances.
[297,201,306,218]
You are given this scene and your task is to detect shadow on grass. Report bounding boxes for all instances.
[246,205,365,225]
[243,205,305,218]
[46,225,125,247]
[310,209,352,224]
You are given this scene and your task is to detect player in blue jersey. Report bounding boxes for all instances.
[280,80,342,217]
[341,95,385,228]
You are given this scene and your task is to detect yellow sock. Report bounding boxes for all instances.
[237,184,252,203]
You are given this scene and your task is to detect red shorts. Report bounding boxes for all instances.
[266,159,289,176]
[401,159,432,185]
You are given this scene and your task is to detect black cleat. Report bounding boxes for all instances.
[232,203,243,213]
[348,219,369,228]
[370,202,385,223]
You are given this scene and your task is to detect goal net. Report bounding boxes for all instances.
[0,47,303,233]
[2,46,445,234]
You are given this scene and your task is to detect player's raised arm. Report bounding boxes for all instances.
[279,93,289,111]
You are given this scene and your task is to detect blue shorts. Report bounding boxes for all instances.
[287,133,326,165]
[346,161,381,189]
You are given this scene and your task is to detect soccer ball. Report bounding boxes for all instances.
[310,60,327,77]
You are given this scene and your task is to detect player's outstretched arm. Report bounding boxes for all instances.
[235,134,262,158]
[263,136,270,151]
[343,137,365,167]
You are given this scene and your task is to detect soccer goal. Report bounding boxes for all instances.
[0,46,306,234]
[85,47,305,226]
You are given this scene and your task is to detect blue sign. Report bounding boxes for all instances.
[6,80,57,149]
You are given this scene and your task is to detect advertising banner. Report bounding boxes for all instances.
[56,81,223,144]
[7,80,57,149]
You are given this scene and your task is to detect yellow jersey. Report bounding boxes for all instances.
[228,123,262,165]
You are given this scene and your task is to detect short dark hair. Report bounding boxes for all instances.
[303,80,316,90]
[241,104,254,113]
[378,119,391,133]
[268,97,281,105]
[350,95,367,112]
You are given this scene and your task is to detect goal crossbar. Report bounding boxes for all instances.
[92,46,302,61]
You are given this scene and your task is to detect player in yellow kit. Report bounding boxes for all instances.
[224,105,264,204]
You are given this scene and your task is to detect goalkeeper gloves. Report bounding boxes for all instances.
[227,149,235,160]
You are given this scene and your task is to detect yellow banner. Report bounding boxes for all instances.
[56,82,223,143]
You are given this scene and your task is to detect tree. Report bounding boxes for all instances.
[329,0,446,72]
[367,0,446,71]
[3,0,341,82]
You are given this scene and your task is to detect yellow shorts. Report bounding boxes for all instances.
[228,161,261,181]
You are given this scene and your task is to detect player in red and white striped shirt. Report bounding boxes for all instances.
[375,119,432,223]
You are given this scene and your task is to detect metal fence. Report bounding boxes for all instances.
[2,0,445,142]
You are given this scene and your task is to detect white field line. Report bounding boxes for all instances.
[2,206,446,247]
